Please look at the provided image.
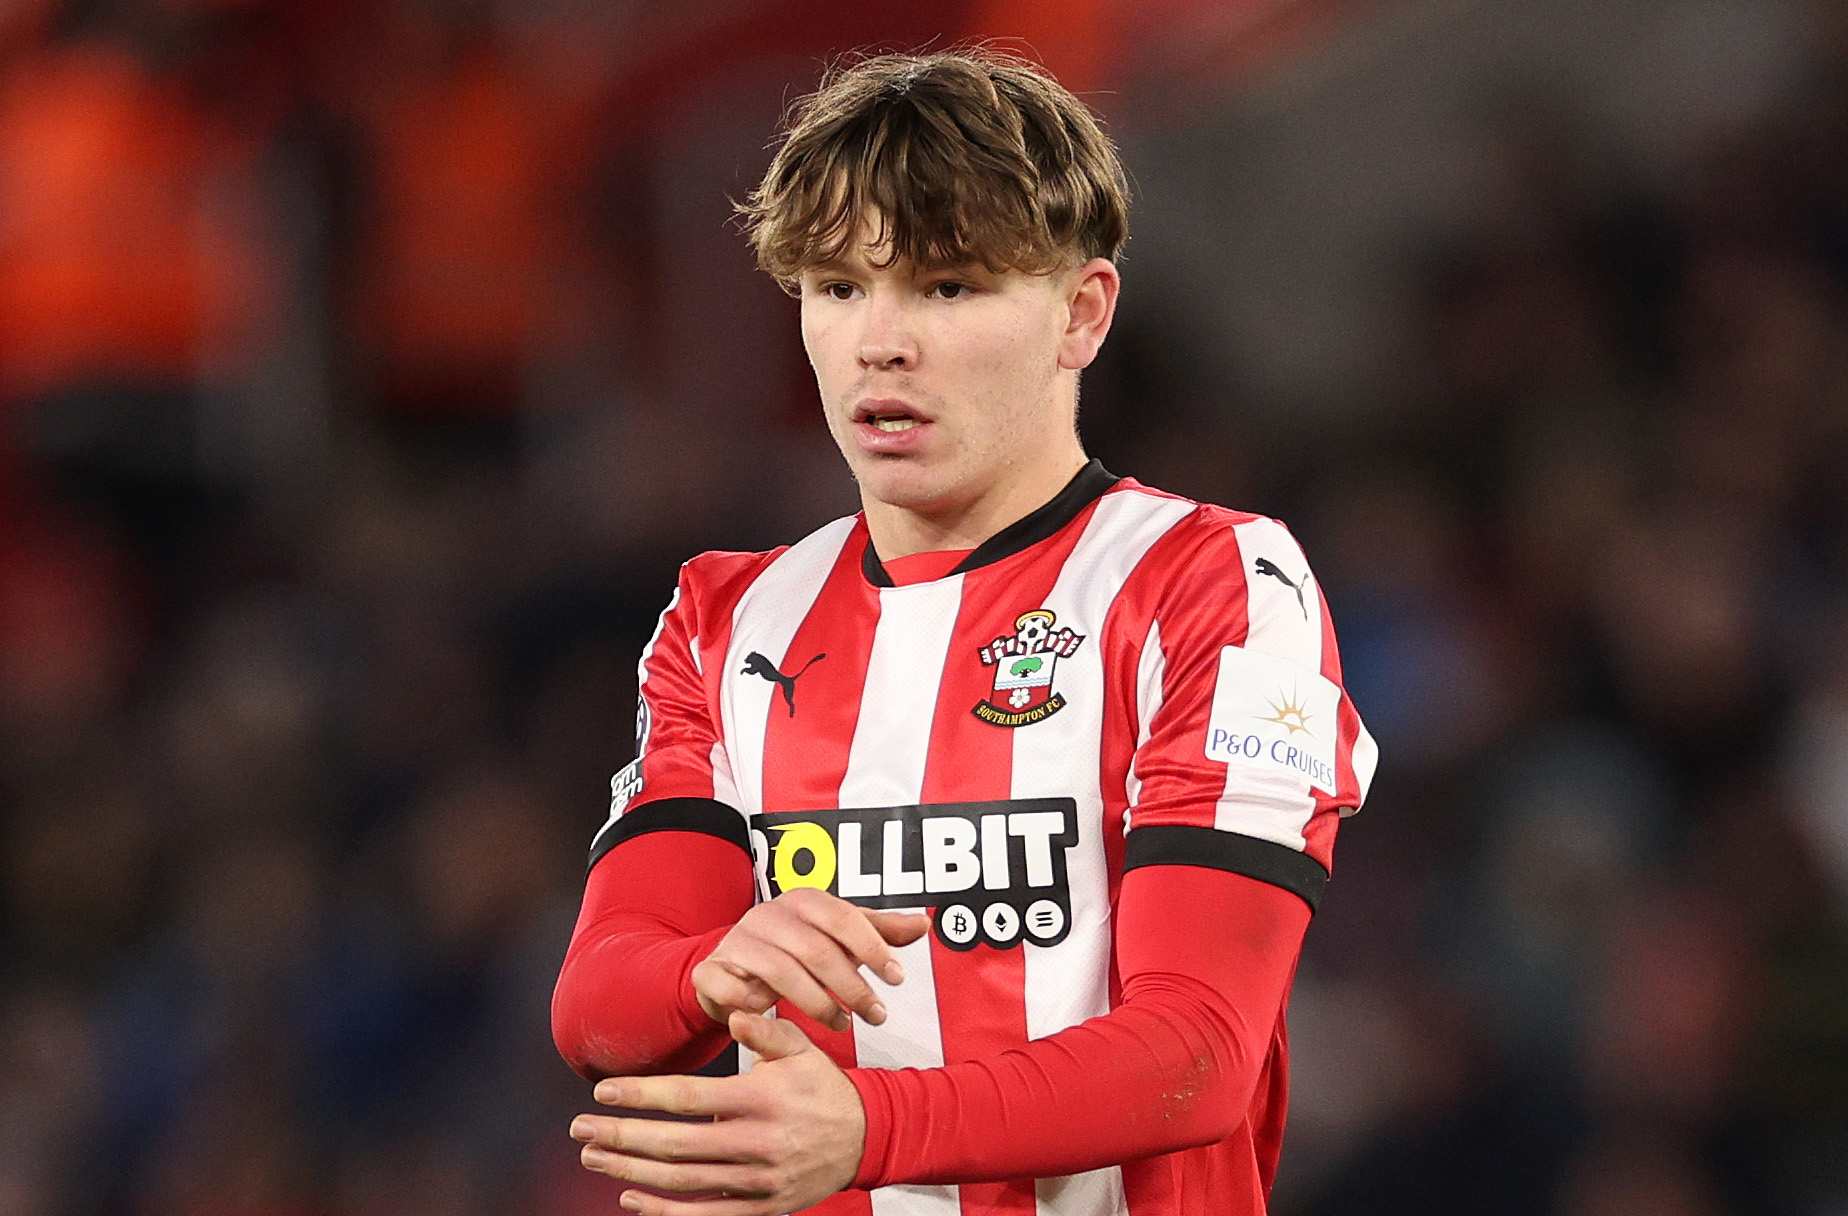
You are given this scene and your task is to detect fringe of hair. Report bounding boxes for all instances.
[738,47,1130,290]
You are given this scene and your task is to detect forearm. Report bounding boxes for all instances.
[551,829,754,1078]
[848,866,1309,1186]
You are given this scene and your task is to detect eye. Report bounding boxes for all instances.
[930,281,971,300]
[824,281,857,301]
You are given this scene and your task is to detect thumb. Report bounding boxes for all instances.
[728,1010,816,1061]
[869,909,931,947]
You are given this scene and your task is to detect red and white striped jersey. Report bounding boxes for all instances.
[589,462,1377,1215]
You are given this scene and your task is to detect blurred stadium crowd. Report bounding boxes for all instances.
[1,1,1846,1214]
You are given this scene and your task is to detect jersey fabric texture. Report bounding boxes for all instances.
[554,462,1378,1216]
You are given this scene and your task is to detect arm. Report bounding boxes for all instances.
[845,515,1370,1182]
[552,554,925,1079]
[552,558,752,1079]
[552,826,753,1079]
[553,822,933,1079]
[850,861,1308,1184]
[570,857,1309,1213]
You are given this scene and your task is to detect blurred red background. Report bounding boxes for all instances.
[2,1,1846,1214]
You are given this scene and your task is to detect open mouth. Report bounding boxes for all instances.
[854,399,930,434]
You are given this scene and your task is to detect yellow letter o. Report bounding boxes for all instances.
[772,822,836,892]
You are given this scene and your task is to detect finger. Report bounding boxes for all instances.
[868,909,931,949]
[580,1145,774,1200]
[571,1113,764,1165]
[690,959,779,1018]
[614,1181,782,1216]
[786,892,913,989]
[590,1073,748,1119]
[753,917,893,1025]
[727,1009,816,1063]
[711,933,852,1030]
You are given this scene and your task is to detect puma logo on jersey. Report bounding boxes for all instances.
[743,651,826,717]
[1254,558,1309,617]
[751,798,1079,950]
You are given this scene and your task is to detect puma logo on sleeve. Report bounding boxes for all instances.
[1253,557,1309,618]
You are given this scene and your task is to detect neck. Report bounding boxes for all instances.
[862,446,1090,560]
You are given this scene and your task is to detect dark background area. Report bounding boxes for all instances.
[2,0,1846,1213]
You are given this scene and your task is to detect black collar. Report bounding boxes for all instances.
[861,459,1120,588]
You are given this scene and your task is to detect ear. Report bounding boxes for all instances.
[1056,258,1122,372]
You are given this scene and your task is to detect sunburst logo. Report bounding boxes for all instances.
[1258,687,1314,737]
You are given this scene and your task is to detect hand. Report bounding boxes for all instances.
[691,888,928,1031]
[572,1011,864,1215]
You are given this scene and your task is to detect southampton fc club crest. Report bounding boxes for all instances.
[973,609,1085,727]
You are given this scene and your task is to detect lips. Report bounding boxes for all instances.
[853,398,929,426]
[851,397,933,453]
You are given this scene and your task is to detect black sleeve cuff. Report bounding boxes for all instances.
[1123,824,1328,912]
[588,797,751,871]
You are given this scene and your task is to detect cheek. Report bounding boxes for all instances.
[977,317,1050,386]
[799,308,842,374]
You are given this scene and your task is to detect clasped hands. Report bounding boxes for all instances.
[571,888,930,1215]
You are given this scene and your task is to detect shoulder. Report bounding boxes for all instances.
[680,547,783,589]
[1102,477,1304,578]
[677,514,864,604]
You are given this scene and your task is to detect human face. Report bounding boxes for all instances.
[799,240,1116,544]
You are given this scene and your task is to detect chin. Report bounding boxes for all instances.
[854,459,961,514]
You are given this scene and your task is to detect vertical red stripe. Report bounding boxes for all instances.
[1120,518,1255,833]
[1096,560,1163,983]
[921,511,1096,1216]
[694,548,779,776]
[632,550,772,807]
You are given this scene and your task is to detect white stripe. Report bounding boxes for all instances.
[1013,488,1193,1216]
[719,517,857,816]
[709,739,740,809]
[872,1184,960,1216]
[839,578,963,810]
[839,577,964,1216]
[637,581,680,702]
[845,579,959,1076]
[1123,617,1166,833]
[1215,518,1325,847]
[1231,517,1322,668]
[1037,1169,1127,1216]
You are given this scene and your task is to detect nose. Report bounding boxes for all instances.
[857,290,917,370]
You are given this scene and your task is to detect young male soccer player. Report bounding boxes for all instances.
[552,49,1377,1216]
